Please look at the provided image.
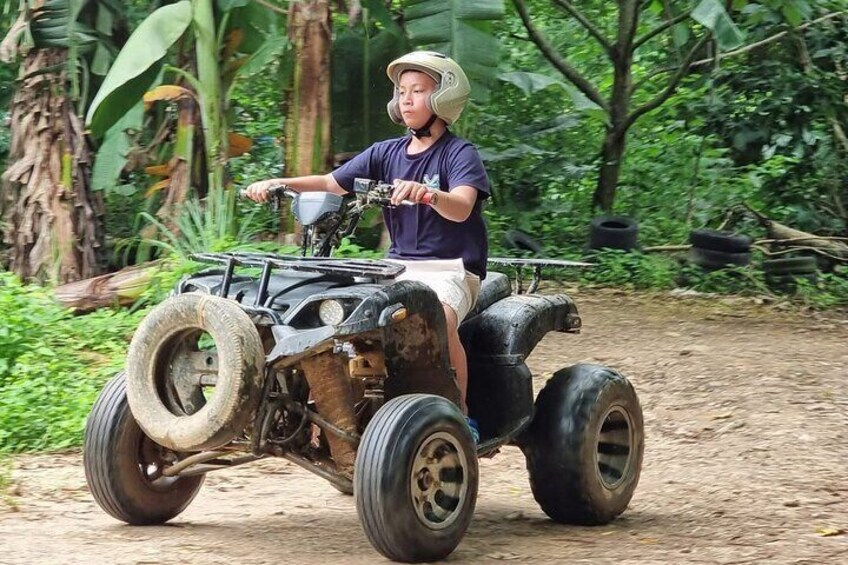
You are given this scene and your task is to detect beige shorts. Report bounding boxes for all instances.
[387,259,481,322]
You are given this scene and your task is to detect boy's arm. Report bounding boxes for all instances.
[244,174,345,202]
[391,180,477,222]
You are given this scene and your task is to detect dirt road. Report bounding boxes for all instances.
[1,291,847,564]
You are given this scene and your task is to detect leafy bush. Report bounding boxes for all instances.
[579,250,678,290]
[0,273,146,452]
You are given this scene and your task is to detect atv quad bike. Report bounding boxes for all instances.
[84,179,644,563]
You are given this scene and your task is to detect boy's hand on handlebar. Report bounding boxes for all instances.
[243,180,280,203]
[391,179,433,206]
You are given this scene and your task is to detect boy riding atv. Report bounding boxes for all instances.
[245,51,487,438]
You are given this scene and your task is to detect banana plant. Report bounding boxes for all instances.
[86,0,287,220]
[0,0,127,283]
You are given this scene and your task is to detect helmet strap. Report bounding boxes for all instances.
[409,114,438,139]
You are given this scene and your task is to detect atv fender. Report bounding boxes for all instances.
[460,294,581,441]
[341,280,460,406]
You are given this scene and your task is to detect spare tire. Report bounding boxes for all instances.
[689,229,752,253]
[689,247,750,270]
[126,293,265,452]
[762,256,817,275]
[588,216,638,251]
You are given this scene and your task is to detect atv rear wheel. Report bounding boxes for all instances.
[355,394,478,563]
[522,363,643,525]
[84,372,204,525]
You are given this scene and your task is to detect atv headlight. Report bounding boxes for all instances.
[318,299,346,326]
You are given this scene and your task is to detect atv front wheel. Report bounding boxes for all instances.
[84,372,204,525]
[355,394,478,563]
[521,363,643,525]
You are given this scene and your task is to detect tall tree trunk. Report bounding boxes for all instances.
[280,0,332,245]
[594,128,628,212]
[592,1,638,212]
[1,49,105,283]
[285,0,333,177]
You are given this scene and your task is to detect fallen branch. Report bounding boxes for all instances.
[642,244,691,252]
[54,261,165,313]
[752,244,848,262]
[744,203,848,260]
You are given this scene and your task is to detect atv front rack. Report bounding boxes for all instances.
[192,252,405,279]
[186,252,405,320]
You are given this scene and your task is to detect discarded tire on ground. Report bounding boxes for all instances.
[688,246,751,270]
[689,229,752,253]
[126,293,266,452]
[588,216,639,251]
[504,229,543,256]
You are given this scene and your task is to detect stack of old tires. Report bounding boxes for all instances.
[588,216,639,251]
[762,255,818,293]
[688,229,752,270]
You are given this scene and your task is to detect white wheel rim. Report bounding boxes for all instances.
[409,431,469,530]
[594,405,635,489]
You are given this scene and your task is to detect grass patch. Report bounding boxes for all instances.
[0,272,147,452]
[0,455,19,510]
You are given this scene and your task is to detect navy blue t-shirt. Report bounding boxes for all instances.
[332,132,491,278]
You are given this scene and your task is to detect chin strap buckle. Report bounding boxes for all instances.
[409,114,438,138]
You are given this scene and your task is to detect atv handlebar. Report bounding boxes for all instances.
[240,180,432,208]
[239,178,433,257]
[352,178,433,206]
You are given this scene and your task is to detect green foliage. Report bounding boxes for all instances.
[579,250,679,290]
[794,269,848,309]
[404,0,505,100]
[332,15,407,152]
[679,264,768,295]
[333,237,385,259]
[140,187,260,261]
[0,273,146,452]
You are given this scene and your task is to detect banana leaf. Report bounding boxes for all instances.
[692,0,744,50]
[91,101,142,191]
[403,0,504,101]
[332,23,407,152]
[86,0,192,136]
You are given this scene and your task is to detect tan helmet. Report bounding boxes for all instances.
[386,51,471,126]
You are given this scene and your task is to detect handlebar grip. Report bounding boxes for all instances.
[238,185,292,200]
[420,192,433,205]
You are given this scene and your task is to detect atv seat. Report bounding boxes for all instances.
[466,272,511,319]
